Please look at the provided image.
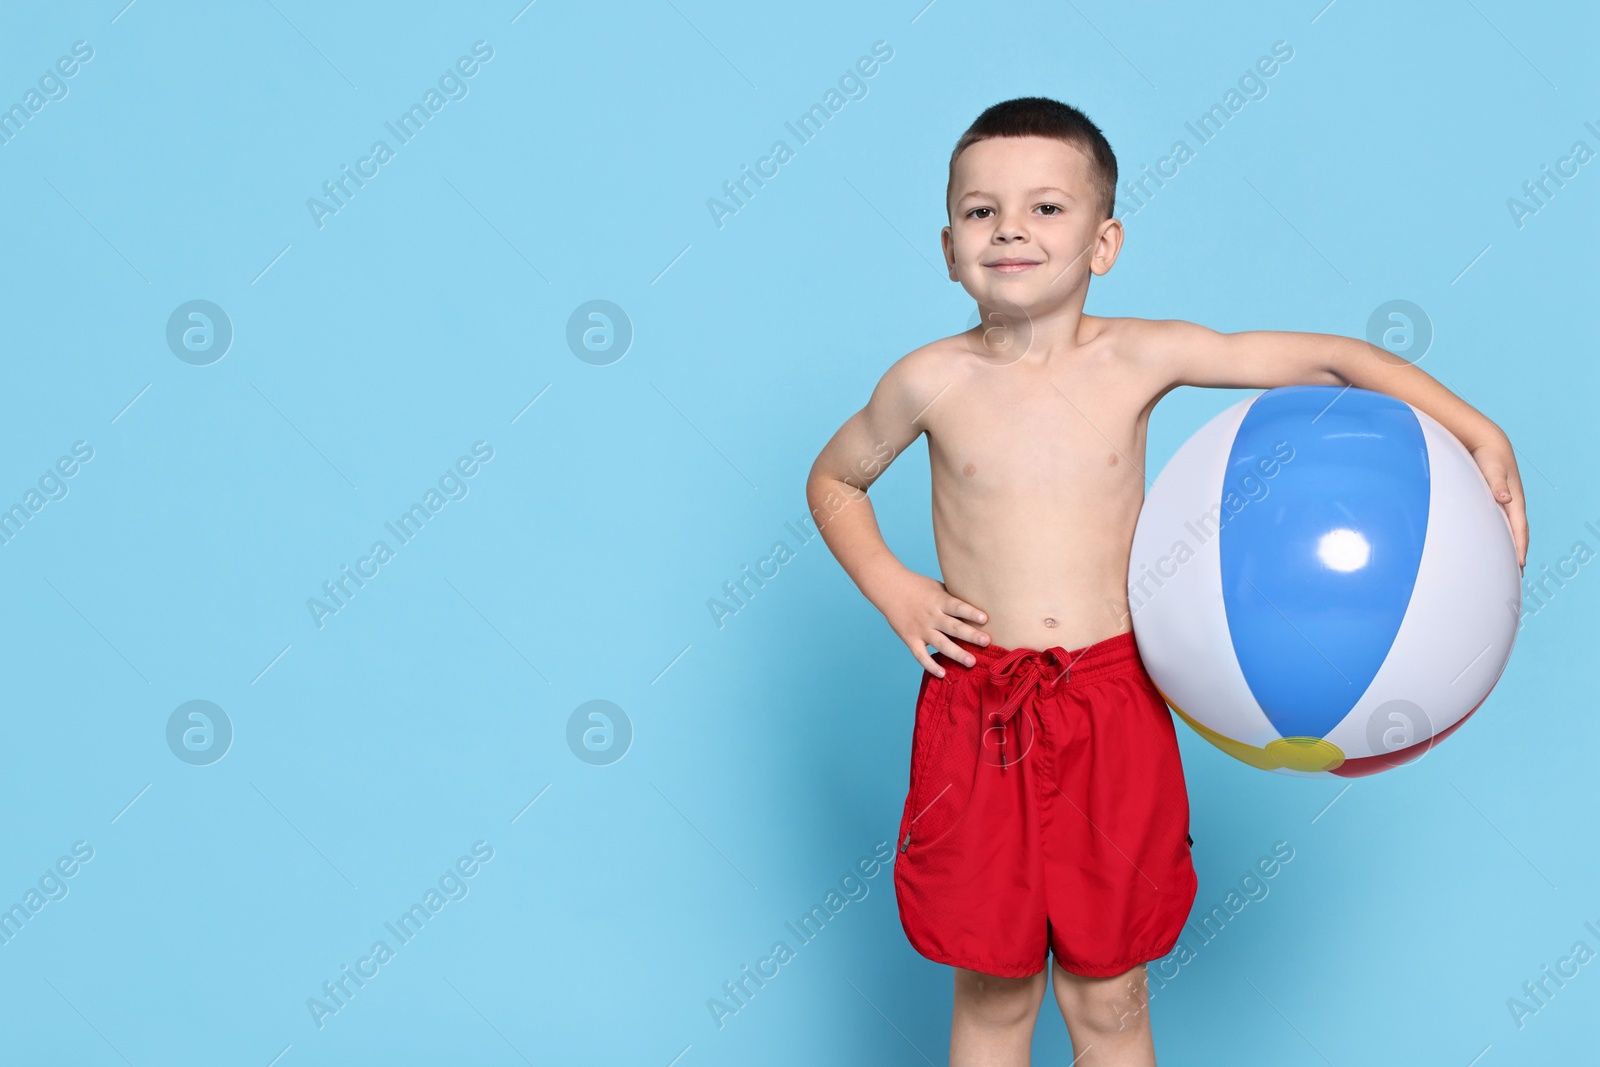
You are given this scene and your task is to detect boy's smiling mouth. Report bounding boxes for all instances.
[984,258,1042,273]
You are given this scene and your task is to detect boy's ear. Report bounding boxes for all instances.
[940,225,957,281]
[1089,216,1125,277]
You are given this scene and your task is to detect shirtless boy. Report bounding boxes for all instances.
[805,97,1529,1067]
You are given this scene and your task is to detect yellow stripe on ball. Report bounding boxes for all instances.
[1264,736,1346,772]
[1155,683,1346,772]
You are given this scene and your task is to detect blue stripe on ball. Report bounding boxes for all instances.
[1220,385,1430,740]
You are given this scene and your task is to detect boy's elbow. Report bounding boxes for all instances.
[804,464,840,505]
[1323,337,1385,386]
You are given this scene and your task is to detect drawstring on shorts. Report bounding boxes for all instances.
[983,646,1072,770]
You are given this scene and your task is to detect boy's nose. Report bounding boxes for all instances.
[993,216,1029,240]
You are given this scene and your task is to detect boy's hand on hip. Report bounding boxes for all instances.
[875,570,990,677]
[1469,435,1528,570]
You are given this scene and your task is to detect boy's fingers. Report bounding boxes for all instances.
[938,616,990,646]
[1510,473,1529,564]
[927,632,976,668]
[1509,497,1529,568]
[943,597,988,626]
[1492,477,1529,568]
[907,639,945,677]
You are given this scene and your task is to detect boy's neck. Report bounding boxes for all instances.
[973,294,1097,363]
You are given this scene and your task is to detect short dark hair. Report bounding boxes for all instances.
[946,97,1118,221]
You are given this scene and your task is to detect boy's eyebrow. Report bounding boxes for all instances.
[955,186,1078,204]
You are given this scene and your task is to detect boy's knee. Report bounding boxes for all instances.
[954,968,1046,1028]
[1053,962,1150,1037]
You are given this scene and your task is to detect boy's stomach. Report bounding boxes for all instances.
[932,514,1140,654]
[944,575,1133,654]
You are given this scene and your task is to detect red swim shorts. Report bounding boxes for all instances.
[893,629,1198,979]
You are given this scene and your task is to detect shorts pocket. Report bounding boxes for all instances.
[898,666,978,855]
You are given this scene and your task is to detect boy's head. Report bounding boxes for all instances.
[945,97,1118,222]
[941,97,1125,318]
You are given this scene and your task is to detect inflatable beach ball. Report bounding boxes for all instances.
[1129,385,1520,778]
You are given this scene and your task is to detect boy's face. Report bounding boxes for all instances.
[941,135,1122,320]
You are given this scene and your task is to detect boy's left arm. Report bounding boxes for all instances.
[1129,320,1528,569]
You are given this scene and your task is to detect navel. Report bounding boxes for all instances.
[1043,617,1058,628]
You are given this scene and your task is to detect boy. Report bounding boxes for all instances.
[805,97,1529,1066]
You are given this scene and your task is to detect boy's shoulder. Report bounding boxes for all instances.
[891,330,975,372]
[870,315,1194,424]
[890,315,1178,373]
[866,333,974,427]
[1079,313,1188,356]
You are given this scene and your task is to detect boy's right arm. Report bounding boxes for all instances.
[805,352,990,677]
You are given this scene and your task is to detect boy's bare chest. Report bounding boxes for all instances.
[926,372,1152,498]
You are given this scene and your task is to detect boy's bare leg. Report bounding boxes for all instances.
[951,966,1050,1066]
[1050,960,1157,1066]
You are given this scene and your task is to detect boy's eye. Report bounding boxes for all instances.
[968,207,994,219]
[1037,204,1062,215]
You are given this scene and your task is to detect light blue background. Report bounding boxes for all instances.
[1,1,1595,1063]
